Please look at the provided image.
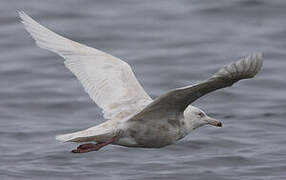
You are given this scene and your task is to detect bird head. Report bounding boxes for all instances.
[183,105,222,130]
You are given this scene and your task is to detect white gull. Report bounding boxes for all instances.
[19,11,263,153]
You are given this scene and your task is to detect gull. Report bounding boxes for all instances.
[19,11,263,153]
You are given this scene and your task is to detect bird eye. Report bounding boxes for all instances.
[198,112,204,117]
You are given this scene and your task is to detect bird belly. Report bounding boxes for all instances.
[122,121,181,148]
[115,137,140,147]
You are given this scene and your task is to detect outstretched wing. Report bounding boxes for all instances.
[19,11,152,120]
[134,53,263,118]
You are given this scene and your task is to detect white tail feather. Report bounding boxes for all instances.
[56,132,83,142]
[55,120,117,142]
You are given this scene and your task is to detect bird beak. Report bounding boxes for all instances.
[205,117,223,127]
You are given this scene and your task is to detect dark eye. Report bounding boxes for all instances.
[198,112,204,117]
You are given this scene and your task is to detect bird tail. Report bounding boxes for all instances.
[56,121,116,143]
[56,131,86,142]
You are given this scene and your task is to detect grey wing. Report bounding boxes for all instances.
[134,52,263,118]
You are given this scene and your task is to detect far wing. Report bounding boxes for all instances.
[19,11,152,120]
[134,53,263,118]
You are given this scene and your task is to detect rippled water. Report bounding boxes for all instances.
[1,0,286,179]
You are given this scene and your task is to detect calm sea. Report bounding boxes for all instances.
[0,0,286,179]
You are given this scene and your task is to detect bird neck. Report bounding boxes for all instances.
[178,118,194,139]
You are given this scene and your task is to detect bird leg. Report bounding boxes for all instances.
[71,136,120,153]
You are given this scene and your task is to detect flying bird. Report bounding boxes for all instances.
[19,11,263,153]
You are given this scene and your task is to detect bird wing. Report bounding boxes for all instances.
[133,53,263,119]
[19,11,152,120]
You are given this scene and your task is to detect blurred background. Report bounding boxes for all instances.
[1,0,285,179]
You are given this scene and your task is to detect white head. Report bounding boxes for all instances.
[183,105,222,131]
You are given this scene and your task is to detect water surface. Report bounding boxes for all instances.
[1,0,286,179]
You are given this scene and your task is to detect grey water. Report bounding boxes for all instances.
[1,0,286,179]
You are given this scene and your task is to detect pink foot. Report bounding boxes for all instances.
[71,136,120,153]
[77,143,97,149]
[72,143,103,153]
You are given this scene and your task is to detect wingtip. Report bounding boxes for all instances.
[253,52,264,65]
[17,10,26,18]
[249,52,264,76]
[17,10,25,22]
[256,51,263,60]
[17,10,31,25]
[211,52,264,81]
[256,51,263,72]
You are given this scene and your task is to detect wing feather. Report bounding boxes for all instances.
[134,53,263,118]
[19,11,152,120]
